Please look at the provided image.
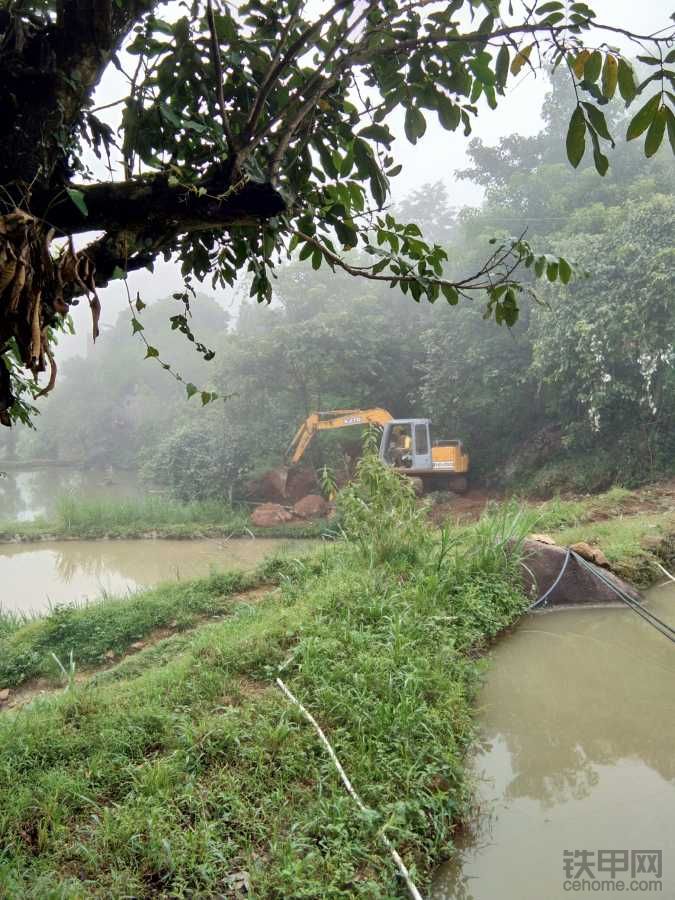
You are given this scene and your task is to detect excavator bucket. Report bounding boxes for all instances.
[242,465,289,502]
[243,463,319,504]
[269,465,289,498]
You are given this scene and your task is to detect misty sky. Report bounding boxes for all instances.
[58,1,673,359]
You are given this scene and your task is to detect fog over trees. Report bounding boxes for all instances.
[10,71,673,496]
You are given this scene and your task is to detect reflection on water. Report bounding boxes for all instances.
[0,467,139,522]
[0,538,308,615]
[432,583,675,900]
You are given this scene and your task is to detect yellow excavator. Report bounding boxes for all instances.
[286,408,469,493]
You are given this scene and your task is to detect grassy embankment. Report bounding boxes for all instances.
[0,494,328,541]
[0,461,533,898]
[524,485,675,587]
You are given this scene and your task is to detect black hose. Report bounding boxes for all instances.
[527,548,572,611]
[527,547,675,645]
[572,552,675,644]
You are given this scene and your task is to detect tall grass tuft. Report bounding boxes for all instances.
[55,493,249,533]
[0,608,30,639]
[336,447,430,567]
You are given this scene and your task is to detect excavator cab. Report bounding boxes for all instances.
[380,419,432,470]
[380,418,469,492]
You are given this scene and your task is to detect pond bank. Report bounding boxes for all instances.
[0,537,319,616]
[0,487,673,897]
[0,519,329,542]
[0,491,331,543]
[0,500,533,896]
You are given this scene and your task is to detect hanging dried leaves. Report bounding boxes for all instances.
[0,209,101,424]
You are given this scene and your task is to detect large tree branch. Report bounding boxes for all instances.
[52,175,285,296]
[38,173,285,236]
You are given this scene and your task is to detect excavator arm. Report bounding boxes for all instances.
[286,408,393,465]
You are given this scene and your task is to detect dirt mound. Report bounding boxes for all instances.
[293,494,328,519]
[244,469,289,503]
[285,467,319,501]
[428,489,494,525]
[250,503,294,527]
[522,538,640,607]
[569,541,610,568]
[243,465,318,503]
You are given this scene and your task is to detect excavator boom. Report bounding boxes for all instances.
[286,408,393,465]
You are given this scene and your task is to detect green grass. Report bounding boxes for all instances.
[555,512,674,586]
[0,474,533,897]
[0,570,251,688]
[1,465,671,897]
[0,493,331,541]
[55,494,250,532]
[522,486,638,532]
[511,486,674,587]
[0,608,30,640]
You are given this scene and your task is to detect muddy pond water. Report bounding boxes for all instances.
[432,582,675,900]
[0,538,312,616]
[0,465,140,522]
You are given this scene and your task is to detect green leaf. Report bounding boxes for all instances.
[370,168,389,208]
[558,258,572,284]
[572,50,591,79]
[617,58,637,103]
[66,188,88,217]
[584,50,602,83]
[592,144,609,175]
[566,106,586,168]
[546,261,559,282]
[644,105,667,157]
[510,44,532,76]
[495,44,509,89]
[441,283,459,305]
[437,95,461,131]
[335,220,357,248]
[404,107,427,144]
[131,318,144,334]
[186,383,198,399]
[135,294,146,312]
[581,102,613,143]
[358,124,394,145]
[665,106,675,155]
[311,248,322,270]
[601,54,618,99]
[145,346,159,359]
[626,93,660,141]
[298,242,313,261]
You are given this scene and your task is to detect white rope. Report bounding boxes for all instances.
[656,562,675,584]
[275,677,424,900]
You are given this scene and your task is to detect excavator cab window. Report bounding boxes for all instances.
[383,424,413,468]
[414,424,429,455]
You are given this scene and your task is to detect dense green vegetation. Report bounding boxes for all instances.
[0,494,328,541]
[5,1,670,425]
[5,76,672,499]
[0,570,252,684]
[1,462,672,896]
[0,461,533,897]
